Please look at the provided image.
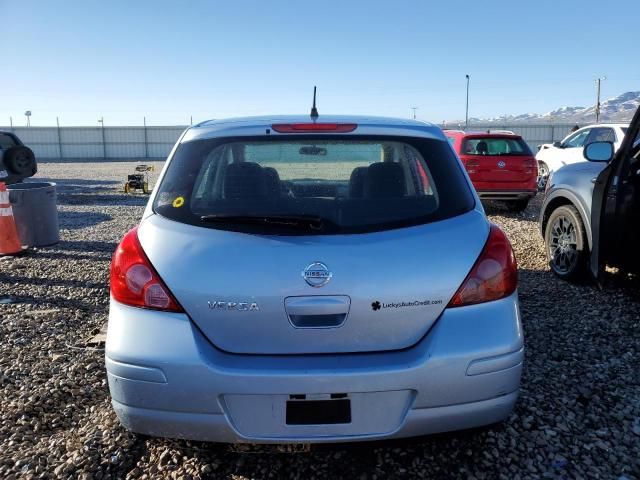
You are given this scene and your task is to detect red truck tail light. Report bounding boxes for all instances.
[110,227,183,312]
[271,123,357,133]
[448,224,517,307]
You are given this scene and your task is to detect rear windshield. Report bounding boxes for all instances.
[462,137,532,156]
[153,135,474,235]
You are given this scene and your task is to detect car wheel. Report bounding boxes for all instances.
[506,199,529,212]
[3,146,36,176]
[544,205,588,281]
[537,161,549,190]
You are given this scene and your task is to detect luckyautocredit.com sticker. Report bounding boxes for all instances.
[371,299,443,311]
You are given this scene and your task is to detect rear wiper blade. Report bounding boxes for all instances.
[200,214,328,230]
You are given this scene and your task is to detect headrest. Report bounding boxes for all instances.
[364,162,405,198]
[349,167,368,198]
[263,167,281,196]
[224,162,267,199]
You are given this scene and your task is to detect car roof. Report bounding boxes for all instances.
[182,115,445,142]
[443,130,523,139]
[584,123,628,128]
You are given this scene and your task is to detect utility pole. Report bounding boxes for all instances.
[465,75,470,129]
[411,107,417,120]
[595,76,606,123]
[25,110,32,127]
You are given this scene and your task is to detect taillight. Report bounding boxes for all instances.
[110,227,183,312]
[448,224,517,307]
[524,157,536,173]
[465,158,479,173]
[271,123,357,133]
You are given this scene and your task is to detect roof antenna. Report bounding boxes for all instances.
[310,86,319,119]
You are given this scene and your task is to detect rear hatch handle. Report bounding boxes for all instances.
[285,296,351,328]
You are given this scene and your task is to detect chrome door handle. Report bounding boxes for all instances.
[591,177,597,184]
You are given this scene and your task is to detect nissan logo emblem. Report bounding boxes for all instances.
[302,262,332,287]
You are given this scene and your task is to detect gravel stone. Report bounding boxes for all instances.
[0,161,639,479]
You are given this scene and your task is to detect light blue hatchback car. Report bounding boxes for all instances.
[106,114,523,443]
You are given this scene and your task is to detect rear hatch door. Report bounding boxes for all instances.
[140,210,489,354]
[460,136,535,187]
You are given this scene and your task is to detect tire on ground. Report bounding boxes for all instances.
[3,146,37,176]
[544,204,589,282]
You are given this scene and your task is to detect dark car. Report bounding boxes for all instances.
[539,106,640,281]
[0,131,37,184]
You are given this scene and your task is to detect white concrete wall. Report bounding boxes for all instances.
[1,126,187,159]
[2,123,583,159]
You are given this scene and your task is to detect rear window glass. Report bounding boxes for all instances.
[462,137,532,156]
[153,135,474,235]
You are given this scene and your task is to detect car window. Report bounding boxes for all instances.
[461,137,532,156]
[153,136,475,235]
[0,133,17,150]
[587,127,615,144]
[563,129,590,148]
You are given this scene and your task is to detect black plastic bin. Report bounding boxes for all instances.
[8,182,59,247]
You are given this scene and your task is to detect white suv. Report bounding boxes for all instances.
[536,124,628,187]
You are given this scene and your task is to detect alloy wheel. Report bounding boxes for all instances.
[537,162,549,190]
[549,215,578,273]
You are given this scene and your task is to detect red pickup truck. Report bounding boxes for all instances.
[444,130,537,212]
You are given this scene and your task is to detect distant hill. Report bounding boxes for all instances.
[452,91,639,125]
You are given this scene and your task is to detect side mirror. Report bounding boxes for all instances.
[584,141,614,162]
[552,141,563,148]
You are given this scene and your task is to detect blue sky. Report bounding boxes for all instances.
[1,0,637,126]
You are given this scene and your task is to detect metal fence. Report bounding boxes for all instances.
[0,126,187,160]
[0,122,581,160]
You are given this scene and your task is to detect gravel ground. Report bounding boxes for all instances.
[1,161,639,479]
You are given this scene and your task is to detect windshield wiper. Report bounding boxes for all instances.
[200,214,329,231]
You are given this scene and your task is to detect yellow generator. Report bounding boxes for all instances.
[124,164,154,194]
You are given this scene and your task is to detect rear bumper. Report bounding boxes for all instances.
[112,391,518,443]
[477,190,537,201]
[106,293,523,443]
